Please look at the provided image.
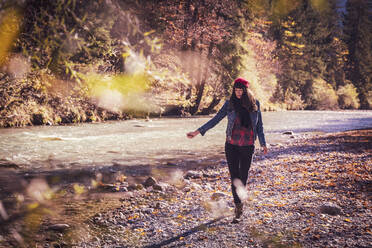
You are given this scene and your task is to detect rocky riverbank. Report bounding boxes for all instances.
[0,129,371,247]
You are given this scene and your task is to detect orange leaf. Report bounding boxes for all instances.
[264,212,273,218]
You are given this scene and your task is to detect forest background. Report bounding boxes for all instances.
[0,0,371,127]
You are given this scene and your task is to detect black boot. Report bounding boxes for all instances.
[232,203,243,223]
[235,202,243,219]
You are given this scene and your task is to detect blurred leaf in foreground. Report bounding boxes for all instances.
[0,7,21,65]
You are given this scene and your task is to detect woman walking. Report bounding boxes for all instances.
[187,78,268,222]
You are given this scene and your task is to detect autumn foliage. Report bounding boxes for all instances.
[0,0,371,127]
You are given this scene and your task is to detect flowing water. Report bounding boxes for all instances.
[0,110,371,171]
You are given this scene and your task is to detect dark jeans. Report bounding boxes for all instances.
[225,142,255,205]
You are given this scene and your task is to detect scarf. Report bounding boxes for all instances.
[234,101,252,129]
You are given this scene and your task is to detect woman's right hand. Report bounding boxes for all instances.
[186,130,200,139]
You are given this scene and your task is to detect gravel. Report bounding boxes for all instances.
[1,130,371,247]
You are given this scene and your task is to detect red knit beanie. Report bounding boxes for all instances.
[234,78,249,88]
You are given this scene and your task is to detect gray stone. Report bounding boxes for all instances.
[154,202,167,209]
[319,204,342,215]
[136,184,144,190]
[118,186,128,192]
[142,208,153,214]
[211,192,228,201]
[282,131,294,135]
[189,182,202,190]
[47,224,70,232]
[128,184,144,191]
[153,184,163,191]
[153,182,171,192]
[203,172,219,178]
[184,170,203,179]
[184,187,191,192]
[143,176,157,187]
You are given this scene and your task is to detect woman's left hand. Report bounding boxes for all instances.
[263,146,268,155]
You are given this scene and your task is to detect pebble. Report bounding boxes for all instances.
[282,131,294,135]
[211,192,228,201]
[152,184,163,191]
[184,170,203,179]
[319,203,342,216]
[143,176,157,187]
[47,224,70,232]
[189,182,202,190]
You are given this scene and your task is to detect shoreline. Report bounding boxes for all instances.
[1,107,372,129]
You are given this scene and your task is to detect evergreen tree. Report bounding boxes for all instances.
[343,0,372,109]
[320,0,348,89]
[272,0,347,109]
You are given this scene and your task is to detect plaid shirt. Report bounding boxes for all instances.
[228,115,254,146]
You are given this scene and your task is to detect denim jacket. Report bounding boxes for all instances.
[198,100,266,147]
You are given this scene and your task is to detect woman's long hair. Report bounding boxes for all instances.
[229,86,257,112]
[229,85,257,128]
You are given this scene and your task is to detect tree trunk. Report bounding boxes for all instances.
[199,97,221,115]
[189,42,214,114]
[189,80,206,115]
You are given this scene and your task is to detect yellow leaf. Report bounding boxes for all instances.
[284,30,294,37]
[264,212,273,218]
[117,174,127,182]
[122,52,130,58]
[262,203,274,207]
[177,214,185,219]
[73,184,85,195]
[91,179,98,188]
[144,30,155,36]
[0,8,21,65]
[28,202,39,210]
[344,218,352,223]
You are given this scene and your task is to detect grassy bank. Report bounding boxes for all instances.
[0,71,129,127]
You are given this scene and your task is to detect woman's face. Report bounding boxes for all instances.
[234,88,244,99]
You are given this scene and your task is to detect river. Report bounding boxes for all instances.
[0,110,371,171]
